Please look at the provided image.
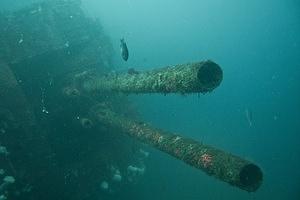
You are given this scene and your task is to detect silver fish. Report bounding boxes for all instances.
[245,108,253,127]
[120,38,129,61]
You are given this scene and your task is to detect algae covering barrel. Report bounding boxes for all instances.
[90,104,263,192]
[83,60,223,94]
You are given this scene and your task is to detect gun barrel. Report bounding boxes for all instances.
[83,60,223,94]
[90,105,263,192]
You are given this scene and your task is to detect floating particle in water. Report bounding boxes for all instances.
[18,34,24,44]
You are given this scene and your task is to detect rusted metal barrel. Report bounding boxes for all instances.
[83,60,223,94]
[89,104,263,192]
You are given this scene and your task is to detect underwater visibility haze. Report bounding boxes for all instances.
[0,0,299,199]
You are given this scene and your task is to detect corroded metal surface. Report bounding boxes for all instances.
[83,60,223,95]
[90,104,263,192]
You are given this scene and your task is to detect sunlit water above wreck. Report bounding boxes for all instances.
[0,0,299,199]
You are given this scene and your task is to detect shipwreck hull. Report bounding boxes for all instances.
[0,0,263,199]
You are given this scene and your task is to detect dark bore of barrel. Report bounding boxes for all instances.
[83,60,223,94]
[90,105,263,192]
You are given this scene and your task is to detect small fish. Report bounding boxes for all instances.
[245,108,253,127]
[120,38,129,61]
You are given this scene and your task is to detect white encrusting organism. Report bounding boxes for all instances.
[127,165,145,182]
[0,176,15,192]
[100,181,109,191]
[111,169,122,182]
[0,146,9,156]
